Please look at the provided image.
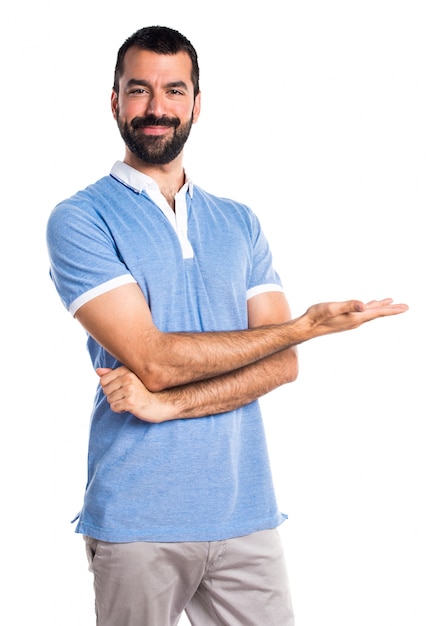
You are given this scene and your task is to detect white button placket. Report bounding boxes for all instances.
[174,187,194,259]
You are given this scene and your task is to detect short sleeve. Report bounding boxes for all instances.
[46,201,136,316]
[246,211,284,300]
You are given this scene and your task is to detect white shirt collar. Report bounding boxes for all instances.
[110,160,194,197]
[110,161,194,259]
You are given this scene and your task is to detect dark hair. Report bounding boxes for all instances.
[113,26,200,97]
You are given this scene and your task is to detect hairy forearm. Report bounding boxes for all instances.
[84,288,408,395]
[131,299,407,392]
[138,322,297,392]
[161,347,297,420]
[99,348,298,422]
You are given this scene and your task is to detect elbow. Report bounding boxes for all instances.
[284,347,299,384]
[134,331,175,392]
[287,364,299,384]
[141,366,171,393]
[133,360,171,393]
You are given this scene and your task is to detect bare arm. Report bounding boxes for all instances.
[97,291,298,421]
[76,283,408,392]
[97,349,294,422]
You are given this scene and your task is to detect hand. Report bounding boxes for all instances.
[96,366,172,423]
[299,298,409,339]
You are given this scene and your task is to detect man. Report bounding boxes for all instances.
[46,26,408,626]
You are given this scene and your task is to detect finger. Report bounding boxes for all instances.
[96,368,123,389]
[379,303,409,314]
[101,379,123,397]
[310,300,365,318]
[97,365,129,386]
[108,398,128,413]
[96,367,113,377]
[364,298,394,309]
[106,387,127,404]
[338,300,366,313]
[360,303,409,321]
[332,299,367,313]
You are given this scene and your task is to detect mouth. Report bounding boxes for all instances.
[131,115,180,134]
[139,125,173,136]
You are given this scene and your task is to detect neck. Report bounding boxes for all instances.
[124,152,185,210]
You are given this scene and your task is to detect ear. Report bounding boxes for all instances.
[111,90,118,120]
[192,91,201,124]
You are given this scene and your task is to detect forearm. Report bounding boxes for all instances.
[128,300,408,392]
[136,322,298,392]
[77,286,298,392]
[81,286,408,394]
[161,347,297,420]
[98,347,298,422]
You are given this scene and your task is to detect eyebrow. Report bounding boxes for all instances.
[126,78,189,90]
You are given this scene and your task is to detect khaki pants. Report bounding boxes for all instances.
[85,528,294,626]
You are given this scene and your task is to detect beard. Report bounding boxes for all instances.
[116,112,194,165]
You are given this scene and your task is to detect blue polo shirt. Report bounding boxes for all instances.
[46,161,287,542]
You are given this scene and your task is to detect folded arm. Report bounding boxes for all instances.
[96,290,297,422]
[97,346,296,422]
[76,282,408,393]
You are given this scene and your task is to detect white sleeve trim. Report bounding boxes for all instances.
[69,274,137,316]
[246,283,284,301]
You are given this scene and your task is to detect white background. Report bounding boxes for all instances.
[1,1,436,624]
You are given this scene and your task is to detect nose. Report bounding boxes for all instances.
[145,92,165,117]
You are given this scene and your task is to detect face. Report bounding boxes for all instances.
[112,48,201,166]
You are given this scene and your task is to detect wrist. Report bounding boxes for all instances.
[287,314,312,345]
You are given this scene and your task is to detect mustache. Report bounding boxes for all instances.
[131,115,180,130]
